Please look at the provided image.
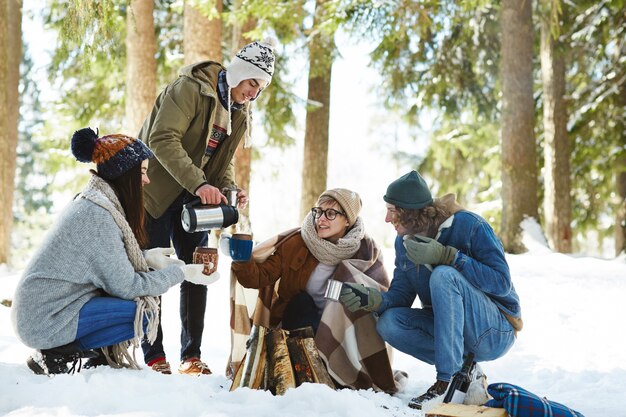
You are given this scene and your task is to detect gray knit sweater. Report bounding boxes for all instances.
[11,198,184,349]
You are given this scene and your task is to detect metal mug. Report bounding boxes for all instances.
[223,188,239,207]
[324,279,344,301]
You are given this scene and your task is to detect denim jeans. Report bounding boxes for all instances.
[141,192,208,363]
[376,265,515,381]
[76,297,140,350]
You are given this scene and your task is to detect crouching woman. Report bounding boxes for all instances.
[229,189,403,393]
[11,128,207,375]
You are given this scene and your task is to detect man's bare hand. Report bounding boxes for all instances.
[195,184,228,205]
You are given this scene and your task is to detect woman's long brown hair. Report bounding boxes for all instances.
[105,164,149,248]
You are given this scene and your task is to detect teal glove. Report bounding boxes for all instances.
[339,282,382,313]
[403,235,458,266]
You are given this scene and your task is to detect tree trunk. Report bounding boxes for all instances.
[614,84,626,256]
[125,0,157,135]
[0,0,22,264]
[232,15,256,233]
[500,0,538,254]
[300,0,335,221]
[184,0,222,65]
[540,16,572,253]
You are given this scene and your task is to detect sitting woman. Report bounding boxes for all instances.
[11,128,208,375]
[229,188,402,393]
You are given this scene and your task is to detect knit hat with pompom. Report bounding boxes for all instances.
[71,127,154,180]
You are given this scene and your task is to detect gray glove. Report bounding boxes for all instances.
[144,247,185,270]
[339,282,382,313]
[179,264,220,286]
[403,235,458,266]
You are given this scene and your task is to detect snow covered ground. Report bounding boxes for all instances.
[1,223,624,417]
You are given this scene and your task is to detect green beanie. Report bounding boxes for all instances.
[383,170,433,209]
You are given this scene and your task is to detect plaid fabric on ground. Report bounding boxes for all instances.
[485,383,585,417]
[227,228,403,394]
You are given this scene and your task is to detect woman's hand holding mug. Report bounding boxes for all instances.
[220,233,253,262]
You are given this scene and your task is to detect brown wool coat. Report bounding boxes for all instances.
[138,61,248,219]
[229,228,401,393]
[231,233,320,327]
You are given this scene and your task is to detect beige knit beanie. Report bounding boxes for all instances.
[318,188,362,227]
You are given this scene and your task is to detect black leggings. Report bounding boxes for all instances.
[281,292,322,333]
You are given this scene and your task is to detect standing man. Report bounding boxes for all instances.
[339,170,522,409]
[138,39,276,375]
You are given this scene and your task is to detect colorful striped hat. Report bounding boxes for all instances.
[71,127,154,180]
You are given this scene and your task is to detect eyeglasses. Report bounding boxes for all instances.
[311,207,346,221]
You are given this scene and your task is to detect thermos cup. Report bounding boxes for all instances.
[324,279,344,301]
[223,188,239,207]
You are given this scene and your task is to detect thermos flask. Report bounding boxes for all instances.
[181,199,239,233]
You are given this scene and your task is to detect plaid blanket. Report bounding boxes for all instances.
[485,383,585,417]
[227,228,402,394]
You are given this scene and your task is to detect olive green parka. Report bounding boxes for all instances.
[138,61,248,219]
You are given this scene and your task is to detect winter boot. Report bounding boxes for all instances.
[27,342,97,375]
[83,346,113,369]
[178,357,212,376]
[408,380,449,410]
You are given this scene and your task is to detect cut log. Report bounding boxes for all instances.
[231,325,334,394]
[286,336,315,385]
[265,329,296,395]
[241,325,267,389]
[229,354,244,391]
[425,404,508,417]
[286,326,315,339]
[299,337,335,389]
[230,325,267,391]
[286,326,335,389]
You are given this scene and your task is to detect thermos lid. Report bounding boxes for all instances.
[181,203,198,233]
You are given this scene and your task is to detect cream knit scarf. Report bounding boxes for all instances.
[79,173,160,369]
[300,214,365,265]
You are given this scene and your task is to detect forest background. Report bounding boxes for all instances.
[0,0,625,268]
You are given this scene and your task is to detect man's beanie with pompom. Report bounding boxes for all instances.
[384,170,433,209]
[226,38,276,89]
[71,127,154,180]
[318,188,362,227]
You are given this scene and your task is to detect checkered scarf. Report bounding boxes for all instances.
[227,228,403,394]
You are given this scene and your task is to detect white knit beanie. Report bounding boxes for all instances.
[226,39,276,88]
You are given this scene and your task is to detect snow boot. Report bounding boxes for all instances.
[27,342,97,375]
[408,379,449,410]
[83,346,113,369]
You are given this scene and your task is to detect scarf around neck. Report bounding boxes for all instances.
[300,214,365,265]
[78,173,159,369]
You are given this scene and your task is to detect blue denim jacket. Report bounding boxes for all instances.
[378,211,521,318]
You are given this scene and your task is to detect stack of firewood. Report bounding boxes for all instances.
[230,325,335,395]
